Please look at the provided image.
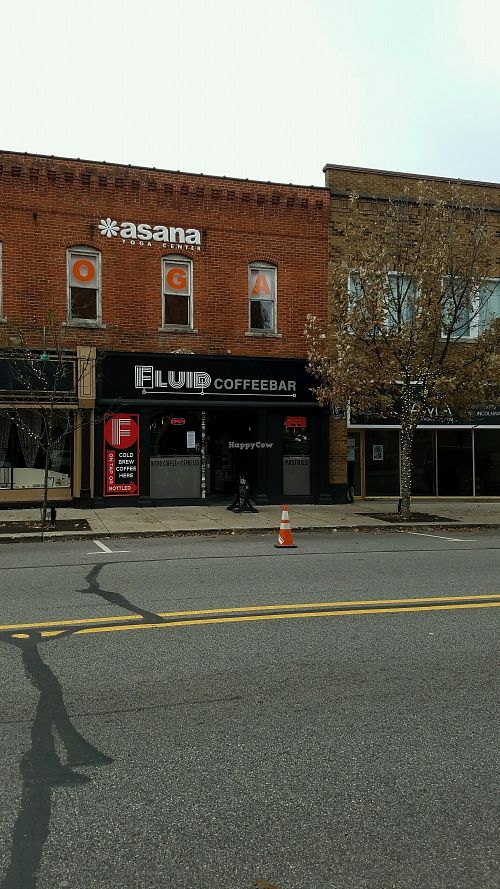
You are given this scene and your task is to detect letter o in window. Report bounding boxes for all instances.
[166,267,187,290]
[72,258,96,283]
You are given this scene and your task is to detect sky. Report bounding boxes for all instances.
[2,0,499,187]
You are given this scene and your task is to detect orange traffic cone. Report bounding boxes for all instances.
[274,505,297,548]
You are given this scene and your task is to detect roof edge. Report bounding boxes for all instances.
[323,163,499,190]
[0,148,328,193]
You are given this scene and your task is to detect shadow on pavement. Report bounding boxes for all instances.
[0,562,168,888]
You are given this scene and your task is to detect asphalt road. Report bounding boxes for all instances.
[0,531,499,889]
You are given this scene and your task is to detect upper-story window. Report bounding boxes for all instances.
[248,262,276,332]
[348,271,416,331]
[478,278,500,334]
[442,276,471,338]
[162,256,193,328]
[442,276,500,339]
[386,273,416,328]
[67,247,101,323]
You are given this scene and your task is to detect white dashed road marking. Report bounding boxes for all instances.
[87,539,129,555]
[406,532,476,543]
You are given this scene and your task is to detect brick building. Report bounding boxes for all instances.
[324,164,500,499]
[0,150,331,506]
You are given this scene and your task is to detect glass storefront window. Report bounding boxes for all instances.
[149,410,202,499]
[365,429,400,496]
[474,430,500,496]
[150,411,201,456]
[0,410,72,490]
[354,424,500,499]
[347,432,361,497]
[283,417,310,496]
[437,429,473,495]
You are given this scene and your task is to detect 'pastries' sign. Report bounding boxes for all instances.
[98,217,201,249]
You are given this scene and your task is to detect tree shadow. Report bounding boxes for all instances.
[0,562,166,889]
[78,563,164,624]
[0,627,113,889]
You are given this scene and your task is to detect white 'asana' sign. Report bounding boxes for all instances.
[98,217,201,245]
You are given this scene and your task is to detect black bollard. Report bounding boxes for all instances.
[50,505,57,528]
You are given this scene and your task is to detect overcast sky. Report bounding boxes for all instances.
[2,0,499,186]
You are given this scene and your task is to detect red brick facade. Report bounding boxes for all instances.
[0,151,330,507]
[0,151,328,357]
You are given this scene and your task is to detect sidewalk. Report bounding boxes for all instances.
[1,499,500,542]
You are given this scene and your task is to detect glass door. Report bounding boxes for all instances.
[437,430,473,495]
[365,430,400,496]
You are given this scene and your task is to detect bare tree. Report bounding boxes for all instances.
[0,316,99,538]
[306,183,500,518]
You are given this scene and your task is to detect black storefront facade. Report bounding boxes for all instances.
[95,353,331,506]
[348,404,500,498]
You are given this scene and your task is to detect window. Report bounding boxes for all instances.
[348,271,416,332]
[162,257,192,328]
[442,276,471,338]
[248,262,276,332]
[442,276,500,339]
[67,247,101,323]
[386,273,416,328]
[0,410,72,490]
[478,278,500,334]
[348,271,364,304]
[348,271,374,332]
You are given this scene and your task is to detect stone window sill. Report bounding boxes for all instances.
[158,327,198,334]
[63,321,107,329]
[245,330,283,338]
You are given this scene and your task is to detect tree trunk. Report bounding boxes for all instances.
[400,405,415,520]
[40,410,53,541]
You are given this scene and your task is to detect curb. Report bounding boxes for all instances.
[0,522,499,544]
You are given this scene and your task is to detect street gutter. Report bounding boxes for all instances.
[0,523,499,544]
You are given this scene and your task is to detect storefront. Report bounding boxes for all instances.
[348,406,500,498]
[95,353,331,506]
[0,356,77,504]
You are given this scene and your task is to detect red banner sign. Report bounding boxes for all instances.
[104,414,139,496]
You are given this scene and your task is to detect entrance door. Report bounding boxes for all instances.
[365,429,400,496]
[437,429,473,495]
[207,412,258,499]
[412,430,436,495]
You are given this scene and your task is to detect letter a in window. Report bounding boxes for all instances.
[252,272,271,296]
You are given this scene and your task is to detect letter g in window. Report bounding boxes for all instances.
[166,267,187,291]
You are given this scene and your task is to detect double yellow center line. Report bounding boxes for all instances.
[1,594,499,639]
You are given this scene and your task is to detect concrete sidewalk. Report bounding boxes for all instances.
[1,499,500,541]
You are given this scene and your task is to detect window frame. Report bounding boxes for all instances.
[347,270,418,333]
[441,276,500,340]
[477,277,500,335]
[66,246,102,326]
[248,261,277,335]
[385,271,417,329]
[161,255,193,330]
